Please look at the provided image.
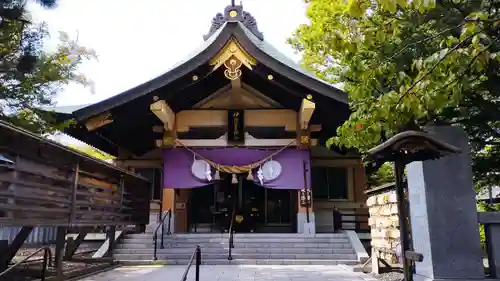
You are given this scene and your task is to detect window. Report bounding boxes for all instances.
[311,167,349,200]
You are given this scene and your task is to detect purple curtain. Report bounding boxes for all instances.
[163,147,311,190]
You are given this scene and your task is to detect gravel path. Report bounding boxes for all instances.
[79,265,379,281]
[369,272,403,281]
[5,242,103,281]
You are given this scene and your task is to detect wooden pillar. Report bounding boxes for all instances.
[354,163,367,203]
[0,240,8,271]
[105,226,116,257]
[55,227,67,278]
[354,163,369,231]
[162,189,175,212]
[175,189,190,233]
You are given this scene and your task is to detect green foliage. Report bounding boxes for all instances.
[67,144,115,161]
[0,0,96,134]
[366,162,395,188]
[290,0,500,191]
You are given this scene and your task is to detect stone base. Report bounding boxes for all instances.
[297,212,315,235]
[414,275,494,281]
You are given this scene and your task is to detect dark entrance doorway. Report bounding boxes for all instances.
[188,174,297,233]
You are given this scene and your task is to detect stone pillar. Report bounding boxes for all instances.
[406,125,484,281]
[297,190,315,235]
[478,212,500,278]
[146,201,162,233]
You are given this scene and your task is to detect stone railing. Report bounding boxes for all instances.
[365,182,400,269]
[478,211,500,278]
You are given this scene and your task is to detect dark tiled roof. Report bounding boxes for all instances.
[68,6,347,121]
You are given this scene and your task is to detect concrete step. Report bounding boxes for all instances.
[127,233,348,238]
[122,238,350,244]
[114,253,357,260]
[116,258,359,265]
[119,241,353,249]
[114,247,355,254]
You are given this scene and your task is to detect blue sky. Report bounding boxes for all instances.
[28,0,309,107]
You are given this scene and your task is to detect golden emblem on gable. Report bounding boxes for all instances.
[210,38,256,81]
[224,57,243,80]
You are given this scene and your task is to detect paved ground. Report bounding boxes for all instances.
[80,265,377,281]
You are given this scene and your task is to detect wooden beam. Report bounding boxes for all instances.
[150,100,175,131]
[85,112,113,131]
[299,98,316,130]
[0,226,33,268]
[177,110,297,133]
[152,125,164,133]
[231,77,242,89]
[114,159,163,168]
[64,228,90,260]
[310,124,322,132]
[157,133,318,147]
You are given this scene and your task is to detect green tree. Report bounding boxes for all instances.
[290,0,500,190]
[366,162,395,188]
[68,144,115,161]
[1,0,96,133]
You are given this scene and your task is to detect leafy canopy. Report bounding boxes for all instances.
[0,0,96,133]
[290,0,500,189]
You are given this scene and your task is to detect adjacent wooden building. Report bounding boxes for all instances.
[55,3,368,235]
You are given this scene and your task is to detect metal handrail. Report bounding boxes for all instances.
[0,246,52,281]
[227,205,236,261]
[180,245,201,281]
[333,208,370,232]
[153,208,172,260]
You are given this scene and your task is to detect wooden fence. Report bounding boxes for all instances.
[0,121,151,227]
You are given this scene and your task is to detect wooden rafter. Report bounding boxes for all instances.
[299,98,316,130]
[150,100,175,131]
[85,112,113,131]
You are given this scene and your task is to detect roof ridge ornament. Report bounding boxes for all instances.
[203,4,264,41]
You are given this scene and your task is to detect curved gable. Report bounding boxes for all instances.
[73,5,347,122]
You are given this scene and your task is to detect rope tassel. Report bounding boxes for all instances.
[174,139,296,174]
[214,169,220,180]
[247,170,254,181]
[231,174,238,184]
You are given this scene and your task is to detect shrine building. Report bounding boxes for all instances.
[55,3,368,235]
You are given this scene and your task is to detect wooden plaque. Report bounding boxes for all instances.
[227,110,245,144]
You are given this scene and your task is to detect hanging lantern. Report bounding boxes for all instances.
[214,169,221,180]
[231,174,238,184]
[246,170,254,181]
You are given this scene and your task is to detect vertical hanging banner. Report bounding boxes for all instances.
[300,189,311,207]
[227,110,245,144]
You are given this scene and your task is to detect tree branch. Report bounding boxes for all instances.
[373,23,465,70]
[395,34,473,106]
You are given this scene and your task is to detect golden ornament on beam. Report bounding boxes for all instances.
[235,215,244,224]
[224,56,243,80]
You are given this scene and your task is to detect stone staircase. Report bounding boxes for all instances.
[114,232,366,265]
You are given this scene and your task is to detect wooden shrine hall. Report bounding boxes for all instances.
[54,3,369,235]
